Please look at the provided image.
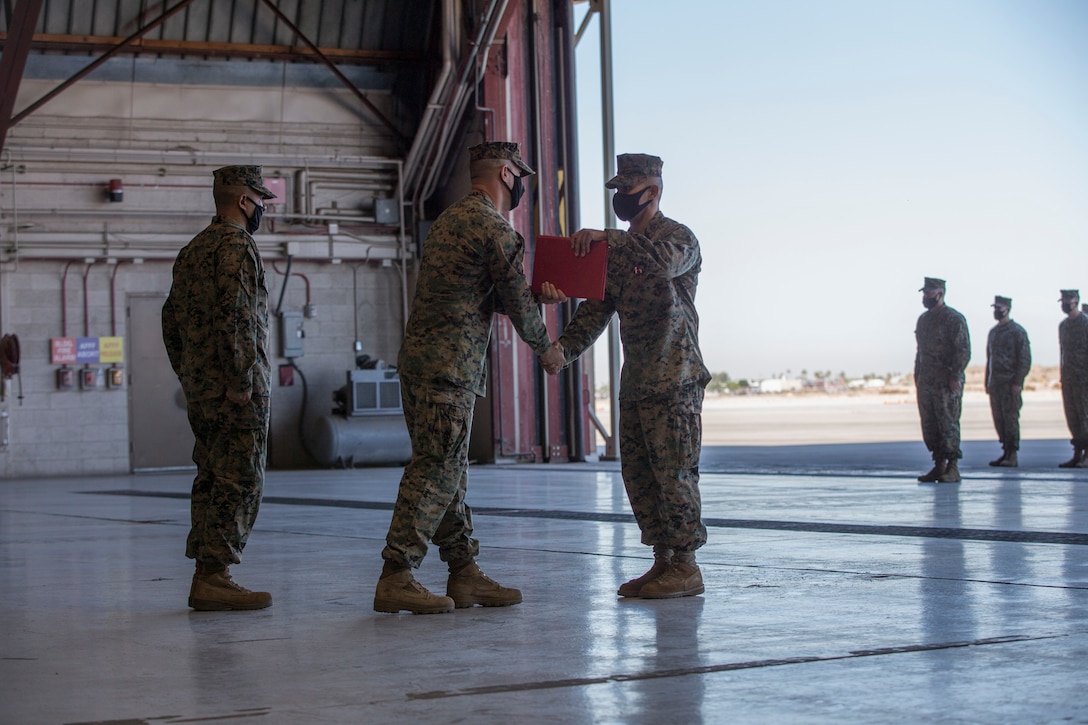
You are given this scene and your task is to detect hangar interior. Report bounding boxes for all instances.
[3,4,1088,724]
[0,0,599,478]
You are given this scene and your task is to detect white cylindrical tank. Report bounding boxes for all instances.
[309,413,412,467]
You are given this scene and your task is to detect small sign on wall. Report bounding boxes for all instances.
[99,337,124,363]
[51,338,77,365]
[51,337,125,365]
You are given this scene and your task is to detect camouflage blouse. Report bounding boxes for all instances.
[397,190,550,395]
[162,216,270,402]
[558,211,710,401]
[914,304,971,384]
[1060,312,1088,384]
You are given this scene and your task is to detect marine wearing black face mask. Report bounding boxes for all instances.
[503,171,525,211]
[243,197,264,234]
[914,277,971,483]
[612,187,653,222]
[1058,289,1088,468]
[985,295,1030,468]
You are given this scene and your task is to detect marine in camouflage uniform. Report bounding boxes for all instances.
[1058,289,1088,467]
[556,154,710,599]
[914,277,971,483]
[985,296,1031,467]
[375,142,563,615]
[162,165,274,610]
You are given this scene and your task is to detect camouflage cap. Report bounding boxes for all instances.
[992,295,1012,308]
[919,277,946,292]
[213,165,276,199]
[469,141,535,176]
[1060,289,1080,301]
[606,153,663,189]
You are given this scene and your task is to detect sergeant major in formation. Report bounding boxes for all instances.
[985,295,1031,467]
[914,277,971,483]
[1058,289,1088,468]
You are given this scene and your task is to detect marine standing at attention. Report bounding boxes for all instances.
[984,295,1031,467]
[914,277,971,483]
[1058,289,1088,468]
[162,165,274,610]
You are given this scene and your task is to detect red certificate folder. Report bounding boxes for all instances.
[530,235,609,301]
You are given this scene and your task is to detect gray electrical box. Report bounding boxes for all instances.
[375,198,400,225]
[279,311,304,358]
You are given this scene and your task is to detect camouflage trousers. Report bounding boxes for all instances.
[916,377,963,459]
[1061,382,1088,447]
[618,384,707,553]
[185,394,269,568]
[988,385,1022,450]
[382,379,479,569]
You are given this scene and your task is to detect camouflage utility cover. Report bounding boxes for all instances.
[606,153,663,190]
[213,165,276,199]
[469,142,535,176]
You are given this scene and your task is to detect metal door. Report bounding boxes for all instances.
[128,294,195,471]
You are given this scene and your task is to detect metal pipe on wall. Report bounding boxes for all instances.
[599,0,620,461]
[403,0,458,193]
[555,0,585,462]
[416,0,509,207]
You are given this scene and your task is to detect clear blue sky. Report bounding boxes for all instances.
[573,0,1088,381]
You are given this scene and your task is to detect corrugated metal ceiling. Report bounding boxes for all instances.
[2,0,436,64]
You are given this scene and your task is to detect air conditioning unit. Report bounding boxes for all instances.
[348,369,402,416]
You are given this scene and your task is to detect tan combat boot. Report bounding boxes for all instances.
[446,561,522,608]
[638,554,704,599]
[188,564,272,611]
[374,567,455,614]
[618,547,673,597]
[937,458,961,483]
[988,448,1008,467]
[997,449,1018,467]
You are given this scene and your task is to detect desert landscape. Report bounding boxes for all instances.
[595,366,1071,446]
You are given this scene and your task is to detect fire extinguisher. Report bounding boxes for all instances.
[1,333,22,404]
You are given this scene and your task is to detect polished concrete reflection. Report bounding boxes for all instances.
[2,439,1087,724]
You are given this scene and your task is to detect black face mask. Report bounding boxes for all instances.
[923,296,939,310]
[245,198,264,234]
[1062,301,1076,314]
[612,188,652,221]
[993,308,1008,321]
[505,172,524,211]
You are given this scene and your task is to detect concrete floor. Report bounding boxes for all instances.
[2,438,1087,724]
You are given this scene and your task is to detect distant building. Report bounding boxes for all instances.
[848,378,886,390]
[757,377,804,394]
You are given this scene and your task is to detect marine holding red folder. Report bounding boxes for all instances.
[539,153,712,601]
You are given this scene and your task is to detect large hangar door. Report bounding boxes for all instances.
[128,294,195,471]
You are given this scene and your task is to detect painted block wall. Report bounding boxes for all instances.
[1,75,410,477]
